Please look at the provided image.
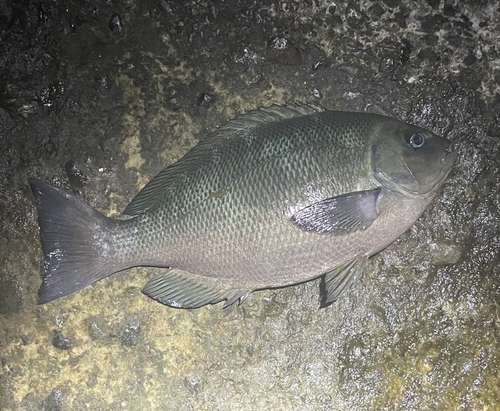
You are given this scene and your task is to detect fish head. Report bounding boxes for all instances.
[372,119,458,198]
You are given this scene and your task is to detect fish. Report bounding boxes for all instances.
[29,104,457,308]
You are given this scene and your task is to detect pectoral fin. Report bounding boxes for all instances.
[290,188,381,235]
[320,255,368,307]
[142,269,251,309]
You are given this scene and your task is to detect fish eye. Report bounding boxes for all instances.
[409,133,425,148]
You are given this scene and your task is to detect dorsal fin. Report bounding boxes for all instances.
[211,103,325,140]
[123,103,325,215]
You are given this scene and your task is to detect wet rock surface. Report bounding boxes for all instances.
[0,1,499,410]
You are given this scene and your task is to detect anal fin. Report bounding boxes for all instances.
[142,269,251,309]
[320,255,368,307]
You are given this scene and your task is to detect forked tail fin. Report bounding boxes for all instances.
[29,179,118,304]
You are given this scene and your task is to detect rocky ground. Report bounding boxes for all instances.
[0,0,499,410]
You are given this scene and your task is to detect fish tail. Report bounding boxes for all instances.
[29,179,118,304]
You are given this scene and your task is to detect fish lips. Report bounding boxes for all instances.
[375,145,458,198]
[411,146,458,197]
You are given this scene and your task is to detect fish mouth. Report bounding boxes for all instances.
[426,146,457,192]
[375,144,458,198]
[408,145,458,197]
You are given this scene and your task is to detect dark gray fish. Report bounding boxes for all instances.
[30,104,457,308]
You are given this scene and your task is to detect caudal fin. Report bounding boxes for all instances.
[29,179,116,304]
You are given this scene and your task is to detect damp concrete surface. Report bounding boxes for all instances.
[0,1,499,410]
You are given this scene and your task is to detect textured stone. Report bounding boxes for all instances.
[0,1,498,410]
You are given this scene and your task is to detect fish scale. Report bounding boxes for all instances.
[30,104,456,308]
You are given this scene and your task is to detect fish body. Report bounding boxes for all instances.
[30,104,457,308]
